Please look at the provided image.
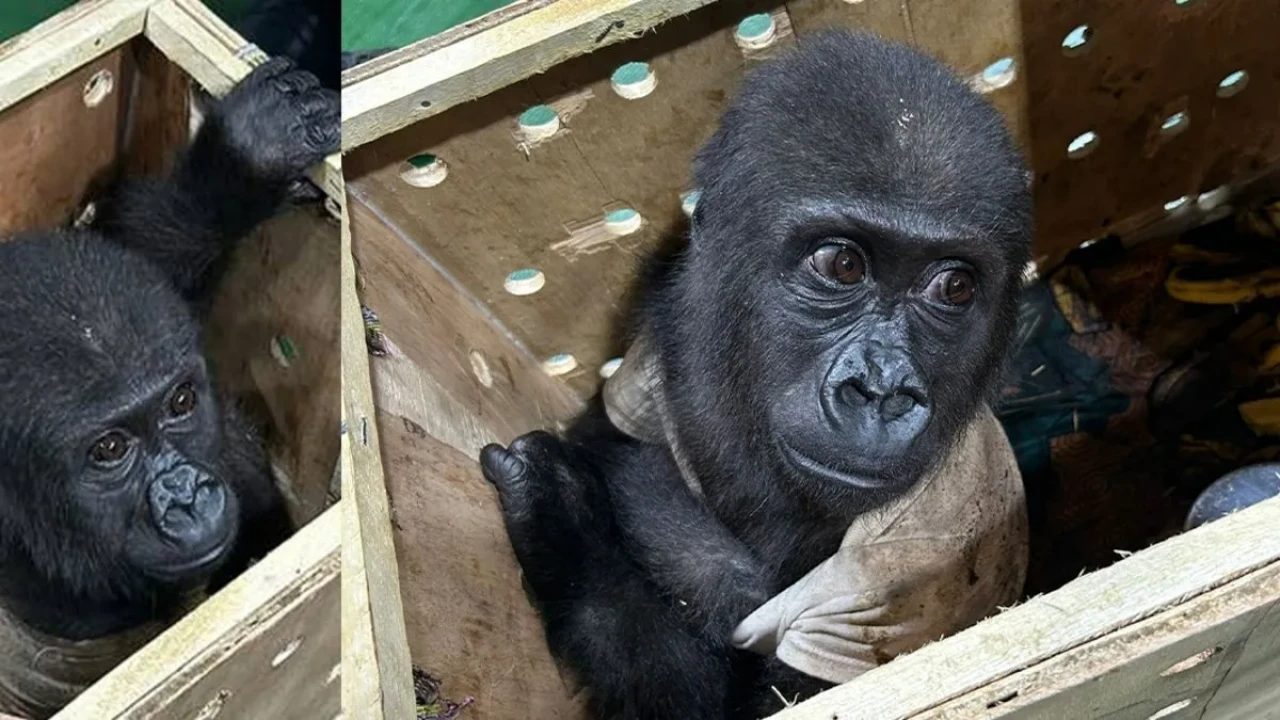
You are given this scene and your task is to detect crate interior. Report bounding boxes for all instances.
[0,33,340,708]
[343,0,1280,714]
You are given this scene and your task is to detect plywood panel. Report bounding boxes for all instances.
[376,405,586,720]
[0,48,127,235]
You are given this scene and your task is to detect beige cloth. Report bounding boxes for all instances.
[0,604,164,720]
[603,333,1029,685]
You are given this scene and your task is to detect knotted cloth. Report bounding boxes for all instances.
[603,331,1029,684]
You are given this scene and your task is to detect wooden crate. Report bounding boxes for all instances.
[340,1,1280,718]
[0,2,344,718]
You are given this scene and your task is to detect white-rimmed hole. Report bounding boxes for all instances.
[681,190,701,217]
[604,207,643,236]
[518,105,561,142]
[542,353,578,376]
[1079,238,1100,249]
[1160,111,1190,137]
[271,637,303,668]
[1067,131,1100,159]
[1197,186,1230,210]
[504,268,546,296]
[1148,699,1194,720]
[600,357,623,379]
[326,663,342,686]
[1061,25,1092,56]
[83,69,114,108]
[470,349,494,388]
[1164,195,1192,213]
[974,57,1017,92]
[1162,647,1220,676]
[611,62,657,99]
[1217,70,1248,98]
[400,154,448,187]
[735,13,777,50]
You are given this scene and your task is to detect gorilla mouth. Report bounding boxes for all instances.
[778,440,895,490]
[147,538,231,581]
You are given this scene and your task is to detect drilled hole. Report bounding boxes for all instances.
[1160,111,1190,138]
[975,57,1016,92]
[271,637,303,668]
[1067,131,1100,159]
[1164,196,1192,213]
[504,268,546,296]
[83,69,114,108]
[400,154,448,188]
[542,353,578,377]
[1217,70,1248,98]
[735,13,777,50]
[612,62,657,99]
[604,207,643,236]
[470,349,494,388]
[681,190,701,217]
[599,357,623,379]
[1149,699,1194,719]
[1061,25,1092,56]
[1197,186,1230,210]
[518,104,561,142]
[1162,647,1221,676]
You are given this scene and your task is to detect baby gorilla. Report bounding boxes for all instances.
[0,59,337,718]
[481,31,1032,719]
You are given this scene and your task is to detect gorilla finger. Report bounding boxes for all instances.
[271,69,321,96]
[480,444,526,487]
[509,430,560,459]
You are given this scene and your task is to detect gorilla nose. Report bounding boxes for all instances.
[830,343,930,439]
[149,465,225,541]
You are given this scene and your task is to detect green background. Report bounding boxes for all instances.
[1,1,516,51]
[342,0,516,52]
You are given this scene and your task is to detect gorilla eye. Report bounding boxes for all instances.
[89,431,131,466]
[169,383,198,417]
[927,269,977,305]
[810,244,865,285]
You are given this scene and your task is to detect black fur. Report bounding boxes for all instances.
[0,58,337,641]
[480,31,1032,719]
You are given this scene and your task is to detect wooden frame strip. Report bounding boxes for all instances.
[771,497,1280,720]
[340,193,417,719]
[55,504,341,718]
[340,0,721,151]
[144,0,344,209]
[0,0,152,114]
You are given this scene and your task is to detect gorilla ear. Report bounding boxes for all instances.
[602,329,667,444]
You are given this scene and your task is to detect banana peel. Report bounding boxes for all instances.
[1166,264,1280,304]
[1239,398,1280,436]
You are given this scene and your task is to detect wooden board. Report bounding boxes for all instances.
[376,406,587,719]
[207,204,342,525]
[57,505,341,720]
[768,497,1280,720]
[348,191,583,448]
[0,48,127,235]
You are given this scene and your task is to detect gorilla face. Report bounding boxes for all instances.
[654,31,1032,505]
[0,239,242,597]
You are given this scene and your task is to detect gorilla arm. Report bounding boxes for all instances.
[95,58,339,309]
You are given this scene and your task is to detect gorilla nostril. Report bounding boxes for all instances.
[839,379,875,406]
[881,392,919,420]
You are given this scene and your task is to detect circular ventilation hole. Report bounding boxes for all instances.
[271,637,303,668]
[681,190,701,217]
[503,268,546,296]
[975,57,1016,92]
[1067,131,1100,159]
[83,69,114,108]
[1148,699,1194,720]
[1174,0,1199,5]
[400,154,449,188]
[518,105,560,141]
[542,353,578,376]
[1217,70,1248,98]
[270,334,297,368]
[599,357,623,379]
[1164,195,1192,213]
[1160,111,1190,137]
[1162,647,1220,676]
[735,14,777,50]
[604,208,643,236]
[1197,185,1230,210]
[1079,238,1100,249]
[1061,25,1093,56]
[611,62,657,99]
[326,663,342,686]
[469,350,494,388]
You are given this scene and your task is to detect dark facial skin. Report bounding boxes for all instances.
[481,31,1032,720]
[0,57,337,642]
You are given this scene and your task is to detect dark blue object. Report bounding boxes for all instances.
[1185,463,1280,530]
